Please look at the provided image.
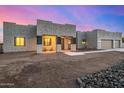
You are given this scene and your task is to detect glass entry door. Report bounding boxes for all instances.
[61,37,72,50]
[42,35,56,52]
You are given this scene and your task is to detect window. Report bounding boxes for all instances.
[122,37,124,43]
[44,38,51,46]
[15,37,25,46]
[82,39,86,44]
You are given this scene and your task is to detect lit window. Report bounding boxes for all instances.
[82,39,86,44]
[15,37,25,46]
[44,38,51,46]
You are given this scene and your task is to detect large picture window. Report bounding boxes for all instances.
[15,37,25,46]
[44,38,51,46]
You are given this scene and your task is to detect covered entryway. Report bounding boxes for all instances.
[61,36,72,50]
[115,40,120,48]
[42,35,56,53]
[101,39,113,49]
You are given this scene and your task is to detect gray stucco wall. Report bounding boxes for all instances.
[122,43,124,48]
[76,31,86,49]
[95,29,122,49]
[37,20,76,37]
[4,20,123,53]
[36,20,76,53]
[97,30,122,40]
[77,31,97,49]
[86,31,97,49]
[77,29,122,49]
[3,22,37,53]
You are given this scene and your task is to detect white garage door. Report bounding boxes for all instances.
[101,40,113,49]
[115,40,120,48]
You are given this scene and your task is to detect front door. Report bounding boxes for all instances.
[42,35,56,52]
[61,37,71,50]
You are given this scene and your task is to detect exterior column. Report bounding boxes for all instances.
[71,37,76,51]
[120,40,122,48]
[56,36,61,52]
[97,39,101,49]
[113,40,115,48]
[37,36,42,53]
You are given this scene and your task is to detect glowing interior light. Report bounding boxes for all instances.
[81,39,86,45]
[16,37,25,46]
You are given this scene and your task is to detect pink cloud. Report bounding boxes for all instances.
[22,6,73,24]
[0,6,74,43]
[77,24,95,31]
[0,23,2,29]
[0,6,73,27]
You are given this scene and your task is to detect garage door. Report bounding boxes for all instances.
[101,40,113,49]
[115,40,120,48]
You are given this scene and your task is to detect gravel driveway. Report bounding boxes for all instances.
[0,51,123,88]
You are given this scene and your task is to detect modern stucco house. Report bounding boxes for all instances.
[3,19,76,53]
[3,19,123,53]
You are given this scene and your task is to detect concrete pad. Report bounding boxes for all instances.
[64,48,124,56]
[64,52,85,56]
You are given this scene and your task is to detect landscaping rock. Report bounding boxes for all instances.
[77,61,124,88]
[76,78,82,85]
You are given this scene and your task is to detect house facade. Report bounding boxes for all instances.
[77,29,122,49]
[3,20,76,53]
[3,19,123,53]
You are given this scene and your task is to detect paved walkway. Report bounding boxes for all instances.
[64,48,124,56]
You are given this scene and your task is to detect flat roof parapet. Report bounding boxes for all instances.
[37,19,52,24]
[3,22,16,25]
[4,22,35,27]
[37,19,76,27]
[92,29,107,32]
[92,29,122,34]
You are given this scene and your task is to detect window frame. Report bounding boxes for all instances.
[81,39,87,45]
[43,38,51,46]
[122,37,124,43]
[14,37,25,46]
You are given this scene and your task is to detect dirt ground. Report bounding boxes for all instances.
[0,51,124,88]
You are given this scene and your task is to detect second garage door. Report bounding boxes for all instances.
[115,40,120,48]
[101,39,113,49]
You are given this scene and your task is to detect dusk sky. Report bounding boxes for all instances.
[0,5,124,43]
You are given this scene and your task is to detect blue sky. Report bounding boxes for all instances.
[0,5,124,42]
